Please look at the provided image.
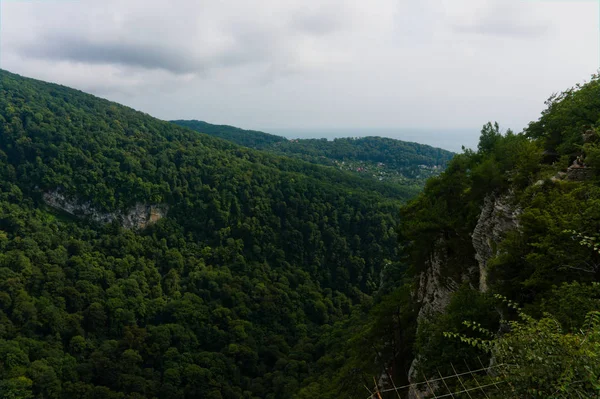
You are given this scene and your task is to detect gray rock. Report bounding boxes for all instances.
[472,195,520,292]
[415,240,456,321]
[407,194,520,398]
[43,189,167,229]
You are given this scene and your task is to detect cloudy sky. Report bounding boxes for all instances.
[2,0,599,147]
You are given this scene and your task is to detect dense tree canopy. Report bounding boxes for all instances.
[0,69,417,399]
[170,120,288,149]
[171,120,454,186]
[3,68,597,399]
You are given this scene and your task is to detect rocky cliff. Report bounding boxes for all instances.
[43,190,167,229]
[414,239,461,321]
[472,195,520,292]
[407,193,520,398]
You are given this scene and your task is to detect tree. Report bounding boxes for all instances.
[477,122,502,154]
[0,376,34,399]
[446,295,600,398]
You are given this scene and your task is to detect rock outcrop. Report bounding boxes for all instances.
[471,195,520,292]
[43,190,167,229]
[415,241,459,321]
[408,240,470,399]
[120,203,168,229]
[408,194,520,398]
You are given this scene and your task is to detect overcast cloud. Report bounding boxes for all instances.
[2,0,599,148]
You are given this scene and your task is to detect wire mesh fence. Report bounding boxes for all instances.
[364,360,517,399]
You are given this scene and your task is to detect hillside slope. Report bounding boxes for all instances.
[0,69,415,399]
[299,75,600,398]
[171,120,454,185]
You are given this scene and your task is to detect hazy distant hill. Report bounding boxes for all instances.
[171,119,288,148]
[172,119,455,185]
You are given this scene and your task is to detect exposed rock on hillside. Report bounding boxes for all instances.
[408,195,520,398]
[415,240,458,321]
[472,195,520,292]
[408,240,472,399]
[43,190,167,229]
[121,203,168,229]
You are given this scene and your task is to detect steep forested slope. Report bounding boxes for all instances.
[171,120,454,185]
[0,70,414,399]
[300,75,600,398]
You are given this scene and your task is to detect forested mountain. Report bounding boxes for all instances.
[171,120,454,186]
[4,66,596,399]
[301,74,600,398]
[169,120,288,149]
[0,69,416,399]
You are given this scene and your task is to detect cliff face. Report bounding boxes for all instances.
[43,190,167,229]
[415,240,460,321]
[413,193,519,315]
[408,193,520,398]
[407,242,455,398]
[472,195,520,292]
[120,203,168,229]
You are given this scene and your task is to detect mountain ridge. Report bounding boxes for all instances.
[172,119,454,185]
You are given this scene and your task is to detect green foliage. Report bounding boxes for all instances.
[172,120,454,187]
[525,74,600,155]
[415,286,498,379]
[4,65,600,399]
[477,122,502,154]
[399,124,543,279]
[447,295,600,398]
[583,130,600,170]
[0,69,415,398]
[397,73,600,396]
[294,286,417,399]
[170,120,287,148]
[488,183,600,301]
[0,376,34,399]
[538,282,600,332]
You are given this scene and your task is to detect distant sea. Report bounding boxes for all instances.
[264,128,481,153]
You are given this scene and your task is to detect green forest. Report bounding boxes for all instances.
[301,75,600,398]
[171,120,454,186]
[2,67,600,399]
[0,69,418,399]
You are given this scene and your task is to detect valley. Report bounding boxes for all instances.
[1,69,600,399]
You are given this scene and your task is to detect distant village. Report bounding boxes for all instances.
[333,159,443,183]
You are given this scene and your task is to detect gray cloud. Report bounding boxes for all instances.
[14,26,278,76]
[18,36,203,73]
[16,30,279,76]
[10,1,352,78]
[453,18,551,38]
[290,7,348,36]
[450,1,552,38]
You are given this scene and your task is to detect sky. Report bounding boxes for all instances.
[2,0,599,149]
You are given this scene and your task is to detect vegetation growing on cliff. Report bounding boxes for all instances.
[394,74,600,396]
[300,74,600,398]
[445,293,600,398]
